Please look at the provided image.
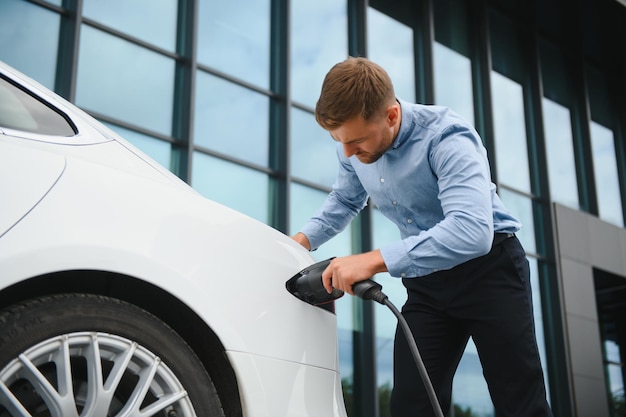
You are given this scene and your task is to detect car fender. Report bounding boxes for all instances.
[0,145,340,372]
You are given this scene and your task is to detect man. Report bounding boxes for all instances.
[292,57,553,416]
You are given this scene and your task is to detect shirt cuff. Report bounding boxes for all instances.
[299,223,331,251]
[379,240,415,278]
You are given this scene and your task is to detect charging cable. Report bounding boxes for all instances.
[353,280,445,417]
[287,259,445,417]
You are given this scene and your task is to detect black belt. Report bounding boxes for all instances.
[493,232,515,247]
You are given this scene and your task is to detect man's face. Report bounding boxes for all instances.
[329,103,400,164]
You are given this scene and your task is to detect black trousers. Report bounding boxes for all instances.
[390,235,553,417]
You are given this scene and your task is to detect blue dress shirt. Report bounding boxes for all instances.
[300,99,521,278]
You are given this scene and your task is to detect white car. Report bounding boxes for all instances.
[0,60,348,417]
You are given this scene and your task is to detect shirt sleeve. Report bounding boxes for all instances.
[380,124,495,278]
[299,145,369,250]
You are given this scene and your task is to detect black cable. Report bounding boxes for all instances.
[353,280,445,417]
[383,298,444,417]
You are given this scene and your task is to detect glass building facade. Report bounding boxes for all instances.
[1,0,625,416]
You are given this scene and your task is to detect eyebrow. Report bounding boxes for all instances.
[331,134,368,144]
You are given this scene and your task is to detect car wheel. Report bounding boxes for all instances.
[0,293,225,417]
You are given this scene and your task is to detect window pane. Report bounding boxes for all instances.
[528,257,551,401]
[192,152,268,223]
[0,76,74,136]
[102,122,172,171]
[591,122,623,227]
[0,0,59,90]
[498,188,536,254]
[291,0,347,108]
[197,0,270,89]
[76,26,175,136]
[433,42,474,124]
[289,183,353,259]
[542,98,579,209]
[367,7,415,102]
[372,208,405,397]
[290,107,337,187]
[452,339,494,415]
[491,71,531,193]
[82,0,177,51]
[194,72,269,167]
[605,341,624,413]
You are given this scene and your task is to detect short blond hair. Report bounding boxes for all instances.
[315,57,396,130]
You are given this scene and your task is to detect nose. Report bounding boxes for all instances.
[343,143,358,157]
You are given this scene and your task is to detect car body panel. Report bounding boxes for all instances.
[0,138,65,237]
[0,60,348,416]
[227,351,347,417]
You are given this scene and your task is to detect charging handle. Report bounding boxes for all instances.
[286,257,344,305]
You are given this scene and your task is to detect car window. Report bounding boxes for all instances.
[0,75,76,136]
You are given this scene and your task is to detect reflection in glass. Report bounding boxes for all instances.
[528,257,551,401]
[491,71,531,193]
[289,183,353,260]
[192,152,268,223]
[290,107,337,187]
[103,122,172,170]
[76,26,175,136]
[433,42,474,125]
[605,340,624,413]
[0,0,60,90]
[498,188,536,254]
[452,339,493,416]
[372,208,405,398]
[367,7,415,102]
[194,72,269,167]
[291,0,347,108]
[82,0,177,52]
[590,122,623,227]
[372,209,405,309]
[542,98,579,209]
[197,0,270,88]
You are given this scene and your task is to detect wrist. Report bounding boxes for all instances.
[292,232,312,251]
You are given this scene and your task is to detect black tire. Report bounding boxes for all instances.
[0,293,225,417]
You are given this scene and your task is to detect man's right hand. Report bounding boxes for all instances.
[291,232,312,251]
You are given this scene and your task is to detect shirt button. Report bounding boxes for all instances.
[392,201,397,205]
[401,272,406,277]
[380,178,385,183]
[407,219,413,224]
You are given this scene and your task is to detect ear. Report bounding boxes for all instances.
[386,102,400,127]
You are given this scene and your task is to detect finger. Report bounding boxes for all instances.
[322,266,333,294]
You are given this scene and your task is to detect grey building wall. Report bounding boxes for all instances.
[553,203,626,416]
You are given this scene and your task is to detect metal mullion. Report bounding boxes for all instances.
[55,0,82,102]
[171,0,198,183]
[608,73,626,227]
[415,0,435,105]
[196,62,275,98]
[194,146,277,177]
[566,7,598,217]
[80,18,182,61]
[470,0,497,183]
[268,0,290,233]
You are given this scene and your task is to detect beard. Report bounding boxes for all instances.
[355,150,385,164]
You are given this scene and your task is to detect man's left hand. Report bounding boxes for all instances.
[321,250,388,295]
